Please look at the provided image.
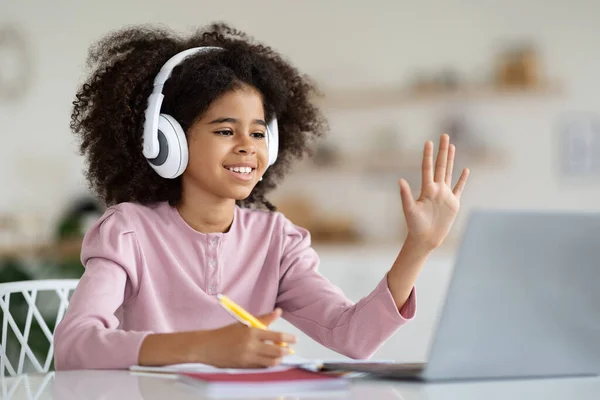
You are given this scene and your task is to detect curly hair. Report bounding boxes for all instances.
[70,22,327,210]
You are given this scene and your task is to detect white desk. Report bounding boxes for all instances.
[2,371,599,400]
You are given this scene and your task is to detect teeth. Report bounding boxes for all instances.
[227,167,253,174]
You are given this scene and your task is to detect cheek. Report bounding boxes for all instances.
[259,140,269,164]
[256,148,269,175]
[188,139,225,166]
[187,144,209,167]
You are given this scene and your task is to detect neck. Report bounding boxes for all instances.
[176,187,236,234]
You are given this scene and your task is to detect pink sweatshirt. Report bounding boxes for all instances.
[53,202,416,370]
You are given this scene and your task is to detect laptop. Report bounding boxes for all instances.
[321,210,600,381]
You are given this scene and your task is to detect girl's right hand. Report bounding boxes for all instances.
[196,308,298,368]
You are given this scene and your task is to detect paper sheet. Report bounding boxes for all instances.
[129,355,320,375]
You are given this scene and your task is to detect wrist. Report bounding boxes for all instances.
[388,235,433,280]
[183,330,213,364]
[403,234,436,256]
[138,330,211,366]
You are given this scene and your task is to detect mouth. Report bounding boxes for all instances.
[223,165,256,182]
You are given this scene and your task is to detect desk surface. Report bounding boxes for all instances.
[2,370,600,400]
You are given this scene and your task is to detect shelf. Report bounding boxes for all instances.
[291,148,506,176]
[314,82,564,110]
[0,238,82,261]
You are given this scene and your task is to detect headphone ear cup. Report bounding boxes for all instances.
[266,118,279,167]
[145,114,188,179]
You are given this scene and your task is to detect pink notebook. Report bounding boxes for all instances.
[178,367,349,397]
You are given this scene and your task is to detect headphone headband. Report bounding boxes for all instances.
[152,47,223,92]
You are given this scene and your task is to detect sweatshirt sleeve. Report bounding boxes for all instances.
[275,216,416,360]
[53,207,153,370]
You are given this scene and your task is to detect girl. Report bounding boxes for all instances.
[54,23,469,370]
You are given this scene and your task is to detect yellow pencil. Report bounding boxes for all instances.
[217,294,294,355]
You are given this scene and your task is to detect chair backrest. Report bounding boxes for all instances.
[0,279,79,377]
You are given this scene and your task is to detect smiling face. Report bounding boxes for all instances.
[180,85,269,203]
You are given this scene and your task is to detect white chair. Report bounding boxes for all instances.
[0,279,79,377]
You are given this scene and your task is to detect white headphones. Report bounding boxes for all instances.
[142,47,279,179]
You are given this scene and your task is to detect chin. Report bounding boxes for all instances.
[222,188,254,201]
[211,176,257,201]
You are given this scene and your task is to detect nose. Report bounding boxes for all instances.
[234,134,256,155]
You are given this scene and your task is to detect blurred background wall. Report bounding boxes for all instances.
[1,0,599,363]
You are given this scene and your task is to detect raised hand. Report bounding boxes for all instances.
[398,134,469,250]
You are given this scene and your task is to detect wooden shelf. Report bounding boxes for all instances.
[291,148,506,176]
[0,238,82,261]
[314,82,564,110]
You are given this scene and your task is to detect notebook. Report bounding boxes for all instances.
[130,362,293,375]
[177,368,349,398]
[129,355,319,375]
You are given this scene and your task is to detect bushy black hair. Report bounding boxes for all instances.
[70,22,327,210]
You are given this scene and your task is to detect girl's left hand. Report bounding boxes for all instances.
[398,134,470,251]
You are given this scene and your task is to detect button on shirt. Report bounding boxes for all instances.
[53,202,416,370]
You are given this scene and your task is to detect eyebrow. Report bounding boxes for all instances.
[208,117,266,127]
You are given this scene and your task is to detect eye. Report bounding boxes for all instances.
[251,131,266,139]
[215,130,233,136]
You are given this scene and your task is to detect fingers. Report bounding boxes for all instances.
[232,327,295,368]
[445,144,455,186]
[453,168,470,199]
[421,140,434,188]
[434,133,450,182]
[251,329,296,365]
[237,349,284,369]
[257,341,291,359]
[256,308,282,326]
[398,178,415,212]
[256,329,297,346]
